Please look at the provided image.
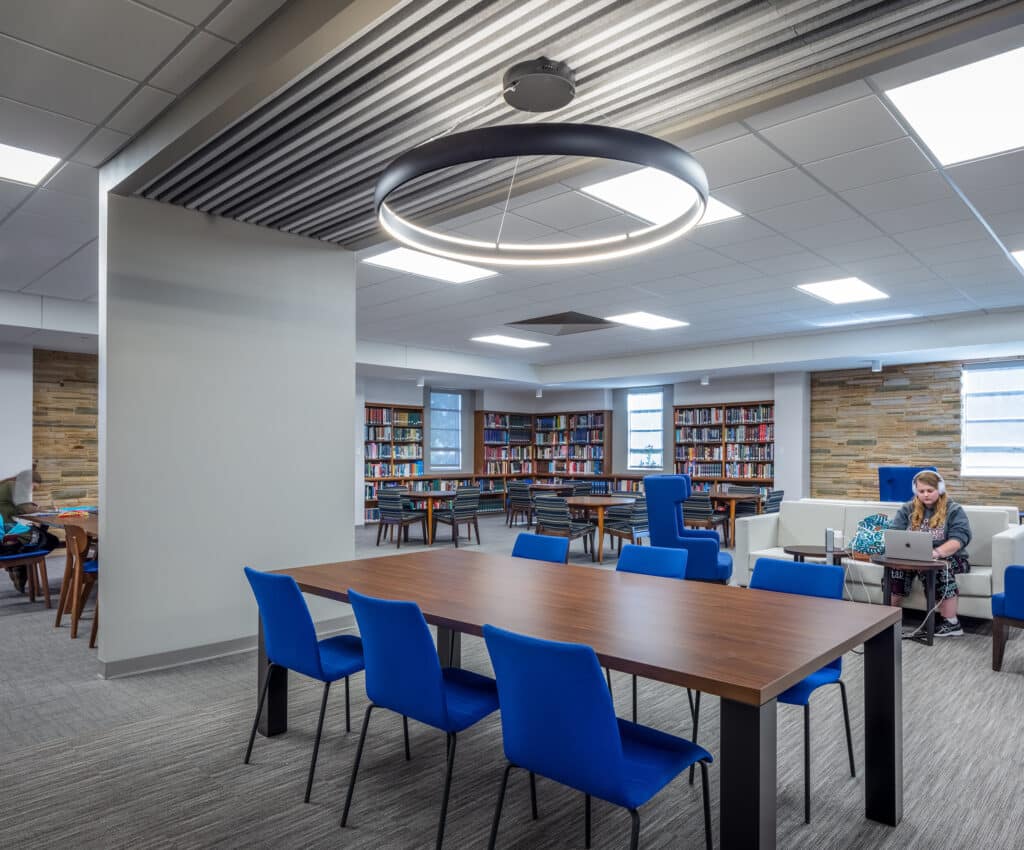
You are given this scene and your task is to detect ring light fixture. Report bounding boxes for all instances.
[373,59,709,267]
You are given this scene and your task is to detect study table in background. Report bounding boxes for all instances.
[261,550,902,850]
[564,494,635,563]
[707,487,761,549]
[17,511,99,539]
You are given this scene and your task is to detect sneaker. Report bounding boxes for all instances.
[934,618,963,637]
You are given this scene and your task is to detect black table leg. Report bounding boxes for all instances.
[437,626,461,668]
[882,568,892,606]
[925,570,936,646]
[257,618,288,736]
[864,622,902,827]
[720,697,777,850]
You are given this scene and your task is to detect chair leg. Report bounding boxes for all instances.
[27,560,36,602]
[345,675,351,732]
[487,762,514,850]
[396,522,402,549]
[838,680,856,777]
[606,667,612,694]
[474,517,481,545]
[529,771,538,820]
[628,807,640,850]
[376,523,383,546]
[341,704,375,827]
[403,714,411,760]
[37,558,51,608]
[304,681,332,803]
[689,690,701,785]
[803,703,811,824]
[631,674,637,723]
[89,596,99,649]
[452,520,458,548]
[55,557,73,627]
[245,663,274,764]
[584,793,592,849]
[699,760,713,850]
[993,618,1009,671]
[436,732,457,850]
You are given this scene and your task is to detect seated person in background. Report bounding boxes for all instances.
[888,469,972,637]
[0,463,53,593]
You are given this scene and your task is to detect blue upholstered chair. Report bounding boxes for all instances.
[644,475,732,583]
[749,557,856,823]
[243,567,364,803]
[992,564,1024,671]
[342,589,499,849]
[512,532,570,564]
[878,465,937,502]
[483,624,713,850]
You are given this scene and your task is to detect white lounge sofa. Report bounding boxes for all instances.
[733,498,1024,619]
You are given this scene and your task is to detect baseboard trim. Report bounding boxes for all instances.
[99,613,357,680]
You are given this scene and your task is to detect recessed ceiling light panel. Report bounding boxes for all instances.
[605,311,689,330]
[885,45,1024,165]
[362,247,496,283]
[471,335,550,349]
[796,278,889,305]
[0,142,60,186]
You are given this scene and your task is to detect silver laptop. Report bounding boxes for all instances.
[884,530,935,561]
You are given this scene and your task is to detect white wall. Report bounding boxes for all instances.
[362,376,424,407]
[773,371,810,499]
[673,374,774,405]
[101,195,356,669]
[0,344,33,478]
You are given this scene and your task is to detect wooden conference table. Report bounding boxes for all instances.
[261,550,902,849]
[564,494,635,563]
[18,511,99,539]
[708,488,761,548]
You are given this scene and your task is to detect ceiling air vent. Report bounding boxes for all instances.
[505,311,614,336]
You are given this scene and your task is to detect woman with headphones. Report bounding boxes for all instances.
[889,469,972,637]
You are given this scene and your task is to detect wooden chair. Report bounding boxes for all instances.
[506,481,534,527]
[376,490,426,548]
[534,496,595,561]
[61,525,98,647]
[1,550,51,607]
[603,498,649,553]
[432,487,481,546]
[683,493,731,546]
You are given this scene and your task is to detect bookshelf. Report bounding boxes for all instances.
[475,409,612,477]
[364,403,424,519]
[475,411,535,475]
[674,401,774,492]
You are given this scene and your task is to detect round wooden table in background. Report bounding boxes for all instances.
[565,495,636,563]
[783,544,848,566]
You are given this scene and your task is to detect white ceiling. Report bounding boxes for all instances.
[355,25,1024,368]
[0,0,286,305]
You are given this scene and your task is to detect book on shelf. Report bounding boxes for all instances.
[365,425,391,440]
[683,461,724,477]
[393,410,423,426]
[725,423,774,442]
[724,462,774,478]
[675,445,722,460]
[674,406,723,426]
[535,415,568,430]
[364,443,392,459]
[675,426,722,442]
[724,404,774,424]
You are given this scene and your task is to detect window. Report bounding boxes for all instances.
[430,391,462,469]
[962,362,1024,477]
[627,390,664,470]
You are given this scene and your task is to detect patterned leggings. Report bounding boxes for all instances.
[887,554,970,601]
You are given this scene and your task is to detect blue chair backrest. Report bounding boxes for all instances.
[244,567,323,679]
[1003,565,1024,619]
[750,557,845,671]
[878,466,937,502]
[643,474,693,549]
[347,589,448,728]
[483,623,624,802]
[616,544,687,579]
[512,533,569,564]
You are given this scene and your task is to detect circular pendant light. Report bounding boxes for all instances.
[373,62,709,267]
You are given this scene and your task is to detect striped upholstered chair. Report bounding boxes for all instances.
[603,497,649,553]
[506,481,534,527]
[683,493,731,546]
[432,486,481,546]
[376,490,426,549]
[534,495,595,561]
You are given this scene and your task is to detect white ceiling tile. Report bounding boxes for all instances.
[894,219,990,250]
[717,235,804,262]
[843,253,926,275]
[106,86,176,134]
[40,162,98,199]
[206,0,288,42]
[986,211,1024,239]
[449,212,552,243]
[804,137,932,192]
[514,190,620,229]
[562,213,646,241]
[817,237,904,264]
[679,122,749,151]
[685,266,769,287]
[0,179,32,216]
[713,168,826,213]
[931,256,1019,280]
[72,128,130,167]
[0,95,93,158]
[0,34,136,124]
[839,170,953,215]
[21,240,97,300]
[19,188,97,229]
[696,135,791,188]
[787,216,883,248]
[0,211,93,287]
[753,195,858,232]
[748,252,835,275]
[946,148,1024,193]
[910,239,1003,265]
[150,31,234,94]
[745,80,873,130]
[686,217,774,248]
[867,198,974,235]
[0,0,190,79]
[140,0,224,24]
[964,185,1024,218]
[758,96,905,164]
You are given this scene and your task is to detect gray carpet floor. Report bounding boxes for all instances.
[3,516,1024,848]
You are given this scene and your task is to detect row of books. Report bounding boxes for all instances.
[537,446,568,459]
[481,413,532,429]
[675,427,722,443]
[682,461,724,477]
[364,461,424,477]
[676,446,723,461]
[674,407,723,425]
[725,462,773,477]
[570,428,604,443]
[393,427,421,441]
[569,446,603,460]
[393,411,422,427]
[726,444,774,460]
[365,407,391,425]
[536,433,569,445]
[535,415,568,430]
[484,461,535,474]
[568,413,604,427]
[365,425,391,441]
[726,424,774,442]
[483,446,532,460]
[724,405,773,424]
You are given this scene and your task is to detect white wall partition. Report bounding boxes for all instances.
[100,195,356,675]
[0,344,33,477]
[773,371,811,499]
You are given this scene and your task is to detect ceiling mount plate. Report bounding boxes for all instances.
[503,57,576,112]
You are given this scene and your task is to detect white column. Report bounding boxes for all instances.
[0,344,33,477]
[773,371,810,499]
[100,195,356,674]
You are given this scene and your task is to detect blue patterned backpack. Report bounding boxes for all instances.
[849,513,893,559]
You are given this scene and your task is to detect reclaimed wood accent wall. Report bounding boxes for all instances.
[811,360,1024,506]
[33,350,98,508]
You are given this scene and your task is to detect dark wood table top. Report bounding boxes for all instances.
[529,483,575,491]
[275,549,899,706]
[784,545,849,558]
[708,489,760,501]
[871,555,945,570]
[18,512,98,538]
[565,495,636,507]
[406,490,459,499]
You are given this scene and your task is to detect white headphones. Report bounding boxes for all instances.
[912,469,946,495]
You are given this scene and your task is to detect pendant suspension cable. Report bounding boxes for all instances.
[495,156,521,246]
